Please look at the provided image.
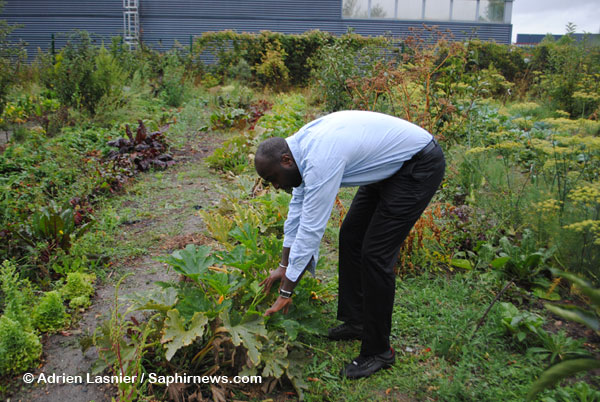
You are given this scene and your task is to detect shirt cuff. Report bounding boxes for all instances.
[284,255,317,282]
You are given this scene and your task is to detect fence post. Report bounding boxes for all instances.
[51,33,55,61]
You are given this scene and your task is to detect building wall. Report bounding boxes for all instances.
[2,0,512,57]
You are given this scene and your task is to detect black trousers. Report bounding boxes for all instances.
[337,142,445,356]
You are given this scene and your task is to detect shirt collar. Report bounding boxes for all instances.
[285,135,304,177]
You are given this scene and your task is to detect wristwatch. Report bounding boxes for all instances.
[279,288,293,299]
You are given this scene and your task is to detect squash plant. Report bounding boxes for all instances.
[97,231,328,400]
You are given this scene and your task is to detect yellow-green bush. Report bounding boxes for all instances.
[33,291,70,333]
[0,315,42,375]
[60,272,95,309]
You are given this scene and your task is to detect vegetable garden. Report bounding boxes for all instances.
[0,15,599,402]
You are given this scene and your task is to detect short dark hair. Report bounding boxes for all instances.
[255,137,289,165]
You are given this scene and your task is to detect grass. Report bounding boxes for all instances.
[299,271,550,401]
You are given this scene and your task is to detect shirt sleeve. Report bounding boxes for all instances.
[285,158,346,282]
[283,185,304,248]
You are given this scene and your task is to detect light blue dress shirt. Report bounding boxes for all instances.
[283,110,433,282]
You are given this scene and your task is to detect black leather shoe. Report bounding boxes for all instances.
[327,322,363,341]
[340,348,395,379]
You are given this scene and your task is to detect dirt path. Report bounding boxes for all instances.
[10,130,223,402]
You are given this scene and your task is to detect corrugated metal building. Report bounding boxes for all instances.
[1,0,513,56]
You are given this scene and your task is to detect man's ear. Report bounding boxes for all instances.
[280,153,294,168]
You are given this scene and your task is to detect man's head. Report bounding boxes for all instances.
[255,137,302,193]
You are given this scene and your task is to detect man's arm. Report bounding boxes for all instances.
[265,159,346,316]
[265,257,312,317]
[260,246,291,294]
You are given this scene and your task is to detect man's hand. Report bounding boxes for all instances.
[265,295,292,316]
[260,265,286,294]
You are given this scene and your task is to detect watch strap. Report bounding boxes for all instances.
[279,288,293,298]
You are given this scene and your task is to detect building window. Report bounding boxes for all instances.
[342,0,511,23]
[425,0,451,20]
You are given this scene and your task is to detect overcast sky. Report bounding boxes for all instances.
[511,0,600,42]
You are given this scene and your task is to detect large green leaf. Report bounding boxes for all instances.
[527,358,600,400]
[126,287,178,312]
[450,258,473,270]
[523,253,542,269]
[161,309,208,361]
[158,244,215,282]
[491,256,510,269]
[220,311,267,366]
[545,304,599,331]
[261,345,289,378]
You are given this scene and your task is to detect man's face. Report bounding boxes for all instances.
[255,154,302,194]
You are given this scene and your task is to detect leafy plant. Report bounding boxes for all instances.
[0,260,41,375]
[32,290,70,333]
[254,40,290,89]
[106,120,175,172]
[528,269,600,400]
[498,301,545,344]
[529,330,589,365]
[0,315,42,375]
[490,229,554,287]
[92,274,159,402]
[60,271,95,309]
[40,31,124,114]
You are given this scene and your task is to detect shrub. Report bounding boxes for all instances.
[0,315,42,375]
[39,31,126,114]
[254,40,289,89]
[530,35,600,117]
[32,290,69,333]
[195,29,383,86]
[0,260,34,330]
[466,40,527,82]
[60,271,95,309]
[160,55,189,107]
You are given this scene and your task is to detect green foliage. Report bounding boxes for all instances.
[19,201,94,255]
[0,260,33,329]
[530,35,600,117]
[527,269,600,399]
[529,330,588,365]
[161,309,208,361]
[32,290,69,333]
[255,92,306,138]
[195,29,383,87]
[159,54,189,107]
[498,301,545,344]
[490,229,554,287]
[541,381,600,402]
[60,271,95,309]
[205,134,252,174]
[309,41,381,111]
[0,315,42,375]
[254,40,289,89]
[40,31,125,114]
[466,39,527,83]
[0,1,26,119]
[92,274,158,402]
[105,182,326,400]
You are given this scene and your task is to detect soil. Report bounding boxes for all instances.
[8,130,223,402]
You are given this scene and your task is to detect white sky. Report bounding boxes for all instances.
[511,0,600,43]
